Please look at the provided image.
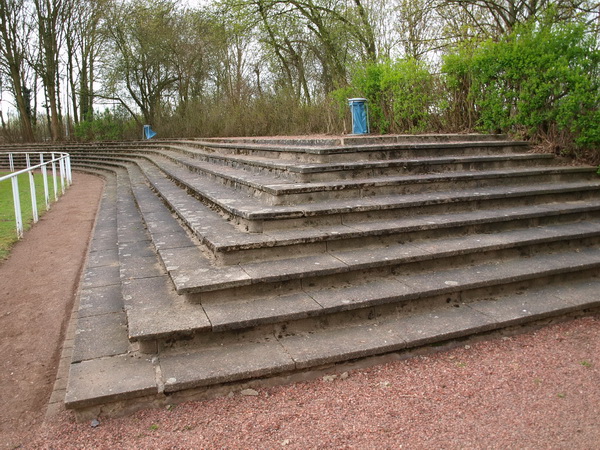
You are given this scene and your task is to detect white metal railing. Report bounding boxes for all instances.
[0,151,72,239]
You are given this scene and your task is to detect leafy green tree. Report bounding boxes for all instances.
[443,19,600,150]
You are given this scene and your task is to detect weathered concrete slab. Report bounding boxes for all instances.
[152,231,196,250]
[397,305,496,348]
[130,185,168,214]
[397,248,600,296]
[144,216,185,236]
[88,236,118,253]
[81,265,120,289]
[467,290,574,327]
[118,240,155,259]
[283,322,408,369]
[158,246,252,293]
[240,253,347,283]
[332,242,430,269]
[122,276,211,341]
[72,312,129,362]
[306,278,415,311]
[160,340,295,392]
[94,215,118,229]
[203,292,323,331]
[120,255,163,280]
[464,278,600,328]
[78,284,123,318]
[87,248,119,268]
[65,354,157,409]
[553,278,600,309]
[116,221,148,244]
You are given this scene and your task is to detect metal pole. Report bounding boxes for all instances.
[51,152,58,201]
[26,153,38,223]
[40,153,50,210]
[8,154,23,238]
[59,155,66,194]
[66,155,72,185]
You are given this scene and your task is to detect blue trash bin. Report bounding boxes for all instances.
[143,124,157,139]
[348,98,369,135]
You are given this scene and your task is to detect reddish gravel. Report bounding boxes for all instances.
[31,316,600,448]
[2,172,599,449]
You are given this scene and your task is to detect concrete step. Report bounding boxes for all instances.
[175,137,530,163]
[131,159,600,265]
[74,164,600,350]
[137,154,600,220]
[97,150,595,206]
[114,163,600,350]
[155,219,600,295]
[69,169,131,366]
[172,247,600,337]
[200,133,512,147]
[72,160,600,304]
[61,135,600,419]
[148,145,556,182]
[70,140,541,186]
[116,158,600,298]
[65,274,600,412]
[76,156,600,233]
[72,151,600,231]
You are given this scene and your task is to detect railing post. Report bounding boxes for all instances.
[59,155,66,194]
[40,153,50,210]
[51,152,58,201]
[66,155,72,185]
[25,153,39,223]
[8,154,24,238]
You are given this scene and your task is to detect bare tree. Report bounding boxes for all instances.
[102,0,180,125]
[32,0,66,141]
[63,0,106,124]
[0,0,35,141]
[441,0,600,35]
[393,0,441,60]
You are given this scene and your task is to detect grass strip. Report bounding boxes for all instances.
[0,172,56,260]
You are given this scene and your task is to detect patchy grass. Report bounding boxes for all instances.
[0,172,56,260]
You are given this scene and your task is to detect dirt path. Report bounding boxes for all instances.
[0,171,599,449]
[0,172,104,449]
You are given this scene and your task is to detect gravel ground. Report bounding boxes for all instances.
[32,315,600,449]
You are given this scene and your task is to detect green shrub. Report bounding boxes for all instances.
[333,59,439,134]
[74,109,136,141]
[441,47,477,131]
[443,20,600,152]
